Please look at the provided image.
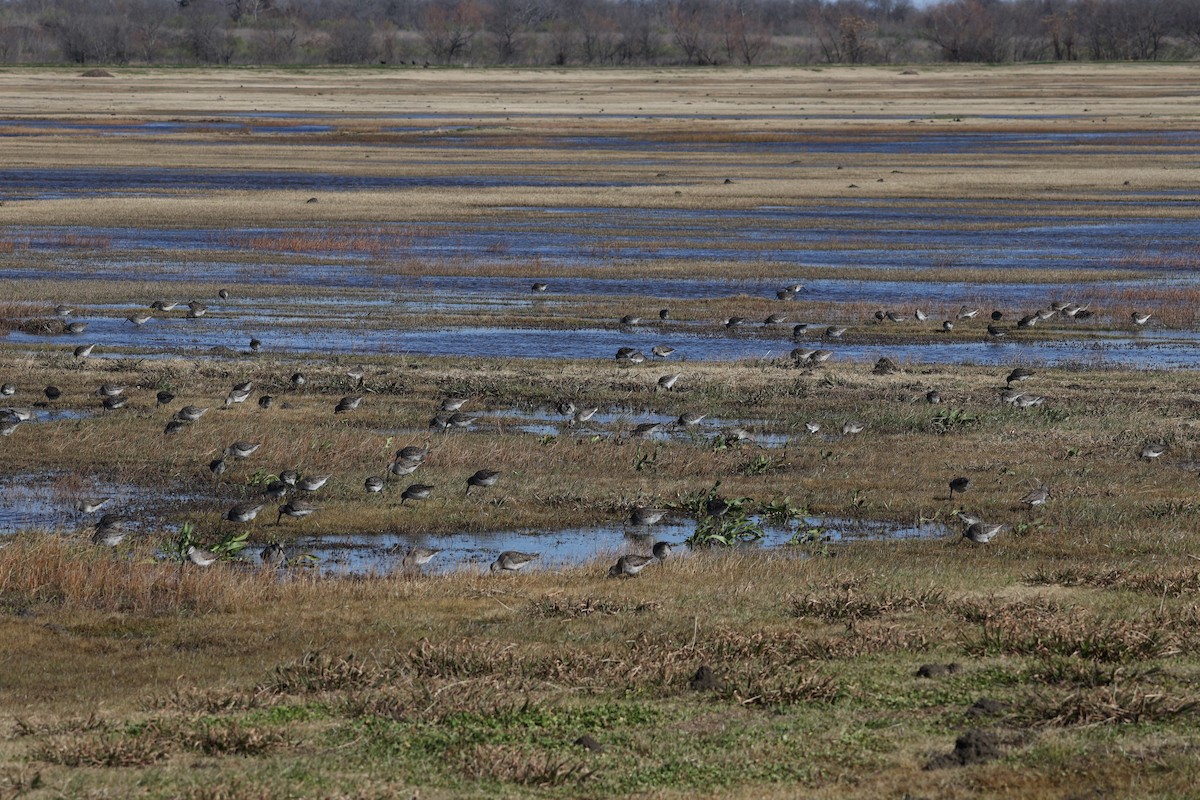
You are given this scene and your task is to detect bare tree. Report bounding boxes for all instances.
[669,0,720,64]
[924,0,1010,62]
[421,0,482,63]
[721,0,770,64]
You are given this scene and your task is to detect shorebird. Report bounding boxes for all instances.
[964,521,1004,544]
[1019,485,1050,507]
[126,314,152,326]
[73,344,95,359]
[781,283,803,294]
[531,282,548,293]
[841,421,865,435]
[0,418,18,436]
[805,422,820,434]
[76,497,110,514]
[466,469,500,495]
[225,440,261,459]
[334,395,362,414]
[677,411,707,426]
[44,386,61,402]
[1035,308,1057,320]
[659,308,670,320]
[96,383,124,398]
[572,407,599,425]
[629,505,668,528]
[156,390,175,406]
[364,475,385,494]
[175,405,209,422]
[1141,442,1168,460]
[884,311,903,323]
[63,321,87,334]
[218,288,230,300]
[651,345,676,358]
[1,407,32,422]
[262,479,288,500]
[149,300,178,311]
[403,547,442,570]
[225,501,265,523]
[93,513,130,546]
[914,309,928,321]
[615,348,646,364]
[225,381,253,406]
[440,397,469,412]
[619,314,641,326]
[810,349,834,364]
[92,525,128,547]
[986,324,1006,338]
[651,541,672,560]
[290,372,306,388]
[991,310,1003,321]
[187,544,219,566]
[490,551,538,573]
[609,554,655,578]
[279,470,299,487]
[926,390,941,404]
[792,323,809,336]
[999,389,1024,405]
[101,396,127,411]
[1017,314,1038,328]
[390,458,422,478]
[765,314,787,325]
[0,384,16,397]
[347,365,365,386]
[186,302,207,318]
[632,421,663,439]
[447,412,478,429]
[163,419,187,435]
[1014,395,1044,409]
[724,316,745,328]
[1006,368,1034,386]
[258,395,274,409]
[261,542,286,568]
[400,483,434,506]
[948,476,970,500]
[824,326,846,338]
[1131,311,1152,326]
[657,373,682,391]
[396,445,429,463]
[54,304,73,317]
[557,401,576,417]
[297,474,330,492]
[942,320,953,332]
[956,306,979,320]
[277,499,318,524]
[249,338,262,353]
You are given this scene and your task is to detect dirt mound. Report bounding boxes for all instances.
[925,729,1001,769]
[916,662,960,678]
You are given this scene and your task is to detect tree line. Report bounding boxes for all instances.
[2,0,1198,66]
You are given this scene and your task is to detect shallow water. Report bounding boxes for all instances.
[277,515,952,576]
[0,473,194,533]
[10,317,1200,368]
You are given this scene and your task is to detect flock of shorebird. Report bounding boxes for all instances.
[4,286,1168,575]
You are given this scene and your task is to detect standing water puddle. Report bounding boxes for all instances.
[277,516,952,576]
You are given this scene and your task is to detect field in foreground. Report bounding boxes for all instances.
[3,534,1200,799]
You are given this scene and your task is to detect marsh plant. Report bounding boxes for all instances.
[174,522,249,564]
[681,482,765,547]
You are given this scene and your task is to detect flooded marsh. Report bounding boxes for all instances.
[3,66,1200,799]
